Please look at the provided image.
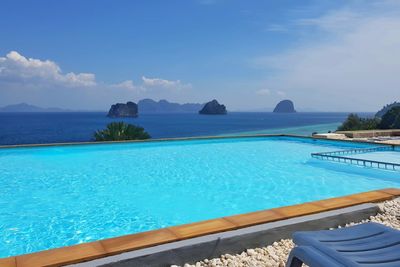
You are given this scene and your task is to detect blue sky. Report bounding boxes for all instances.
[0,0,399,111]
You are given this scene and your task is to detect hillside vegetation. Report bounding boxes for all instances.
[338,105,400,131]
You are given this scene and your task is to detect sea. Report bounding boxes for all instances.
[0,112,371,145]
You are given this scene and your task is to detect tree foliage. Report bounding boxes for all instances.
[375,101,400,117]
[337,113,380,131]
[379,106,400,129]
[338,106,400,131]
[94,122,150,141]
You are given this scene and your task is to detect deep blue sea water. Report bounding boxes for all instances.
[0,112,369,145]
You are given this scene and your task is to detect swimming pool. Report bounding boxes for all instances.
[0,136,399,258]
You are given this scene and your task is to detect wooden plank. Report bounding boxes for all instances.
[313,196,360,210]
[378,188,400,196]
[273,203,325,219]
[169,218,237,239]
[0,257,16,267]
[224,210,283,227]
[349,191,393,203]
[100,229,177,255]
[16,242,106,267]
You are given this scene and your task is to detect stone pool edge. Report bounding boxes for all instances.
[1,188,399,267]
[0,134,399,150]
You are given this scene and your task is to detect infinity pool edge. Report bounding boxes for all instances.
[0,134,398,149]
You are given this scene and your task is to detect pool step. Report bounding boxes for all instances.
[311,146,400,171]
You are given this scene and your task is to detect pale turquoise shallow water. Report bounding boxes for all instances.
[0,136,399,257]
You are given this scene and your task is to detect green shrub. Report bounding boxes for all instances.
[337,113,380,131]
[94,122,150,141]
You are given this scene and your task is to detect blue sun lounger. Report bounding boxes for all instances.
[286,222,400,267]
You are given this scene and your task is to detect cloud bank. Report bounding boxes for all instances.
[257,1,400,111]
[142,76,192,90]
[0,51,96,87]
[0,51,192,109]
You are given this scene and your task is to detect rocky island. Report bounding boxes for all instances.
[273,100,296,113]
[107,101,138,117]
[199,100,227,115]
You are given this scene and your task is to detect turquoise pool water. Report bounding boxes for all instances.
[0,136,399,257]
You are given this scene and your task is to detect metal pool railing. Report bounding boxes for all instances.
[311,146,400,171]
[314,146,394,156]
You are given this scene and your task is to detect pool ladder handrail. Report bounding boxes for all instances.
[313,146,394,156]
[311,146,400,171]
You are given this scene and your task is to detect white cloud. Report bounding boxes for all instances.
[296,9,361,32]
[255,89,271,95]
[276,91,286,97]
[256,2,400,111]
[0,51,96,87]
[142,76,192,90]
[113,80,138,90]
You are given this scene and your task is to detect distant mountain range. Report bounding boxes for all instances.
[0,100,205,113]
[138,99,204,113]
[1,99,323,113]
[0,103,72,112]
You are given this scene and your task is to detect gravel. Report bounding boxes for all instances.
[173,198,400,267]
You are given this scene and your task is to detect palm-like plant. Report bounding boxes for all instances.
[94,122,150,141]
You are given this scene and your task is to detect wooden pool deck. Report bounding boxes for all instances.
[1,188,399,267]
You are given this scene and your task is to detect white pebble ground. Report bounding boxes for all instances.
[174,198,400,267]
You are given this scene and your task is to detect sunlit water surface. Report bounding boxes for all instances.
[0,136,398,257]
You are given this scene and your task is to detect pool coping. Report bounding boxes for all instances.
[1,188,399,267]
[0,133,399,149]
[72,203,380,267]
